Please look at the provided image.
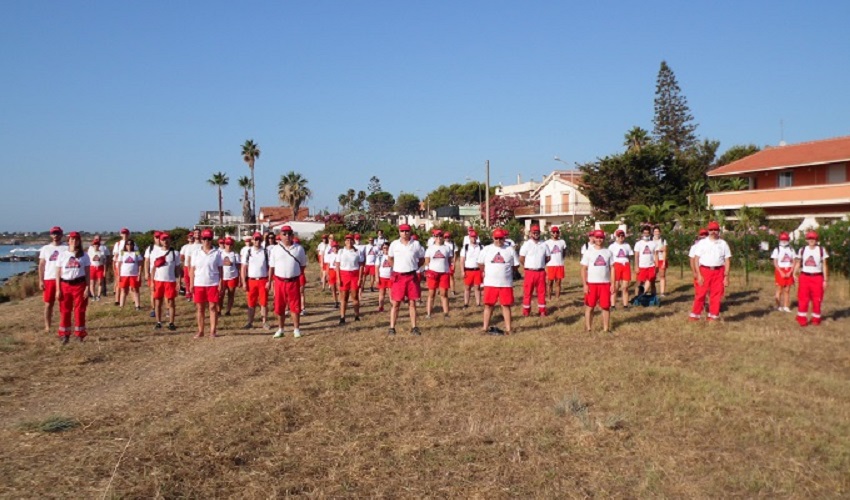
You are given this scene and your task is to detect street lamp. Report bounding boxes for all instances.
[553,155,573,169]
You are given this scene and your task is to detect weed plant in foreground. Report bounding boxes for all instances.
[0,264,848,497]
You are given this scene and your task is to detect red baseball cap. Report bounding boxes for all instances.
[399,224,412,231]
[779,232,790,241]
[443,231,451,237]
[698,228,709,236]
[592,230,605,238]
[530,224,540,231]
[187,233,195,240]
[354,233,361,239]
[154,231,162,238]
[280,225,293,232]
[805,231,818,240]
[68,231,80,238]
[707,221,721,231]
[432,228,441,235]
[160,232,170,239]
[49,226,63,235]
[200,229,214,239]
[469,230,478,237]
[120,227,130,234]
[253,231,262,239]
[224,237,233,244]
[493,229,507,239]
[550,226,559,232]
[344,233,354,240]
[615,229,625,237]
[330,240,339,247]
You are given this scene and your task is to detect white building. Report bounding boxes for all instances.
[514,170,593,231]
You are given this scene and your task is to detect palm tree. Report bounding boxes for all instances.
[624,126,651,153]
[237,176,253,224]
[726,177,750,191]
[241,139,261,222]
[707,178,727,193]
[278,171,312,221]
[619,200,680,229]
[207,171,230,225]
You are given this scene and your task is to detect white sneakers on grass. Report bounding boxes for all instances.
[272,328,302,338]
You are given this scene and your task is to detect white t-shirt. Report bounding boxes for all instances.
[243,246,269,279]
[57,251,90,281]
[545,239,566,267]
[608,242,633,265]
[119,251,142,277]
[771,245,796,270]
[691,238,732,267]
[192,248,223,286]
[316,242,327,261]
[112,240,128,265]
[150,247,179,282]
[580,247,613,284]
[324,247,339,268]
[797,245,828,274]
[269,243,307,279]
[388,239,424,273]
[460,242,483,269]
[220,250,240,280]
[364,244,378,266]
[425,244,453,273]
[653,237,668,260]
[354,242,366,261]
[87,244,108,268]
[40,243,69,280]
[519,239,550,269]
[375,253,393,279]
[634,239,657,268]
[337,247,364,271]
[477,244,519,288]
[180,242,198,263]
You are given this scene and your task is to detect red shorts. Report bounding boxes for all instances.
[322,263,329,271]
[339,270,360,292]
[363,266,375,276]
[585,283,611,309]
[193,285,219,304]
[613,263,631,282]
[119,276,140,290]
[637,267,656,283]
[246,278,269,307]
[43,279,57,304]
[463,269,483,286]
[391,272,421,302]
[222,278,238,290]
[483,286,514,306]
[273,277,301,316]
[426,271,451,290]
[449,264,455,274]
[153,280,177,300]
[378,277,392,290]
[299,272,306,287]
[546,266,565,280]
[89,266,105,279]
[327,268,338,285]
[775,268,794,287]
[656,259,668,270]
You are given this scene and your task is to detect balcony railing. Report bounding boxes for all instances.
[514,202,594,217]
[708,182,850,209]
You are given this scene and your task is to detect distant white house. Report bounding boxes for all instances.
[514,170,593,231]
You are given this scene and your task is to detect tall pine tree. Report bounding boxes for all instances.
[652,61,698,153]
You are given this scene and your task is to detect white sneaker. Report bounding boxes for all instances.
[272,329,284,338]
[293,329,302,338]
[783,307,793,313]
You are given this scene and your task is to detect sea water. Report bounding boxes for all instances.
[0,245,39,282]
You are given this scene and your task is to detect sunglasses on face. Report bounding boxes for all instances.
[400,229,411,232]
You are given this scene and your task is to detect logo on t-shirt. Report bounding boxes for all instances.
[93,255,101,262]
[617,249,626,258]
[781,254,792,263]
[433,250,445,259]
[66,257,80,268]
[382,260,390,268]
[124,256,135,264]
[223,257,232,266]
[491,253,505,264]
[368,248,376,255]
[593,255,607,266]
[49,251,59,261]
[804,256,817,267]
[642,246,651,254]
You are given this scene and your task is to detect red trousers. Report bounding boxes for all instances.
[691,267,724,318]
[797,273,824,324]
[59,281,88,338]
[522,269,546,312]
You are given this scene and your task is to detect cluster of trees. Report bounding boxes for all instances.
[579,61,760,223]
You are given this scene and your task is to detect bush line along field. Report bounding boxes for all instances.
[1,262,848,497]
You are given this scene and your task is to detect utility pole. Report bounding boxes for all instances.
[485,160,491,228]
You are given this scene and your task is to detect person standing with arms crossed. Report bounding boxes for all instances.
[689,221,732,322]
[793,231,829,327]
[519,224,550,317]
[189,229,223,338]
[268,226,307,339]
[55,231,90,343]
[387,224,425,336]
[39,226,68,332]
[580,230,615,332]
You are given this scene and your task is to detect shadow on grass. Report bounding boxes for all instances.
[831,308,850,320]
[724,306,774,323]
[724,289,760,307]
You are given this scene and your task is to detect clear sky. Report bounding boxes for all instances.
[2,1,848,232]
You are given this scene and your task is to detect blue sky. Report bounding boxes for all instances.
[2,1,848,232]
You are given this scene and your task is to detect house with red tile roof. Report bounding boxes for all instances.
[257,206,310,226]
[514,170,593,230]
[708,136,850,219]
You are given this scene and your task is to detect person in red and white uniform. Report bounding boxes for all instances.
[87,235,108,301]
[633,225,658,297]
[268,225,307,338]
[293,236,308,315]
[771,232,796,312]
[241,232,270,330]
[688,229,709,295]
[477,228,519,335]
[374,229,388,248]
[317,234,329,290]
[218,237,240,317]
[189,229,223,338]
[143,231,162,318]
[375,242,393,312]
[443,231,458,295]
[150,232,180,331]
[519,224,550,317]
[111,228,131,304]
[545,226,567,300]
[652,226,669,297]
[793,231,829,327]
[352,233,368,300]
[689,221,732,321]
[608,229,633,308]
[387,224,425,335]
[118,240,143,309]
[324,240,340,308]
[363,236,379,292]
[580,230,615,332]
[179,232,198,301]
[460,230,483,308]
[38,226,68,332]
[424,231,454,318]
[336,234,364,324]
[55,231,90,343]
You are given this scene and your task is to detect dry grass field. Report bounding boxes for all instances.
[1,264,849,498]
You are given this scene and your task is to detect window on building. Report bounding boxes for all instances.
[544,195,552,214]
[778,171,793,188]
[827,164,847,184]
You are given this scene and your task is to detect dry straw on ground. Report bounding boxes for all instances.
[1,264,848,497]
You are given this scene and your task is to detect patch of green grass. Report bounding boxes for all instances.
[19,415,80,433]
